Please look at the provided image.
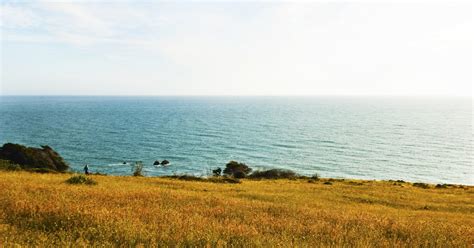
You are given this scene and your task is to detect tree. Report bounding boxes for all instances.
[223,161,252,178]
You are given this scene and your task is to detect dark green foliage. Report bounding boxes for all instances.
[249,169,297,179]
[0,159,21,171]
[167,174,204,181]
[212,167,222,177]
[0,159,58,173]
[232,171,247,179]
[65,175,97,185]
[223,161,252,178]
[435,184,448,189]
[0,143,69,172]
[132,162,144,177]
[217,177,241,184]
[413,183,430,189]
[324,181,333,185]
[311,173,320,181]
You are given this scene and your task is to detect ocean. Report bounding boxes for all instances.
[0,96,472,185]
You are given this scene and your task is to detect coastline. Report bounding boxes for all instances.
[2,96,472,186]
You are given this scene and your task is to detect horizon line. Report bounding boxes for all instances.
[0,94,472,98]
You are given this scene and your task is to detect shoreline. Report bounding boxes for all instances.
[1,165,472,189]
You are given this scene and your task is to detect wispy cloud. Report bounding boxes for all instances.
[1,1,472,95]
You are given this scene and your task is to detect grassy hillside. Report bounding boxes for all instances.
[0,171,472,247]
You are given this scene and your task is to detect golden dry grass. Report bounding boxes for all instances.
[0,171,473,247]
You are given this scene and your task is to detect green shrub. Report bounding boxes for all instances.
[223,161,252,178]
[0,159,21,171]
[413,183,430,189]
[435,184,448,189]
[132,161,144,177]
[232,170,247,179]
[208,177,241,184]
[65,175,97,185]
[311,173,320,181]
[167,175,204,182]
[212,167,222,177]
[249,169,297,179]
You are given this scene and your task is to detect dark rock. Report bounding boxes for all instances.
[153,160,160,166]
[0,143,69,172]
[161,160,169,165]
[123,161,127,165]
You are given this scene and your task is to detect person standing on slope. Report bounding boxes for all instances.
[84,164,89,175]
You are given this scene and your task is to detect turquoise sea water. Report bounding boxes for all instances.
[0,96,472,185]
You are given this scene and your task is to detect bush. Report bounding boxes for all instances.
[208,177,241,184]
[0,159,21,171]
[219,177,241,184]
[249,169,297,179]
[413,183,430,189]
[311,173,320,181]
[65,175,97,185]
[212,167,222,177]
[132,161,144,177]
[167,175,204,182]
[0,160,59,173]
[435,184,448,189]
[223,161,252,178]
[233,171,247,179]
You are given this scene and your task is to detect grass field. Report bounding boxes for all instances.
[0,171,473,247]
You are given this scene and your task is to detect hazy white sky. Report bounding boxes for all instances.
[0,1,472,96]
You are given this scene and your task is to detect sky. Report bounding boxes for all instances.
[0,1,472,96]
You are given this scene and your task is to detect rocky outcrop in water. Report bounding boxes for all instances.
[153,160,160,165]
[0,143,69,172]
[161,160,170,166]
